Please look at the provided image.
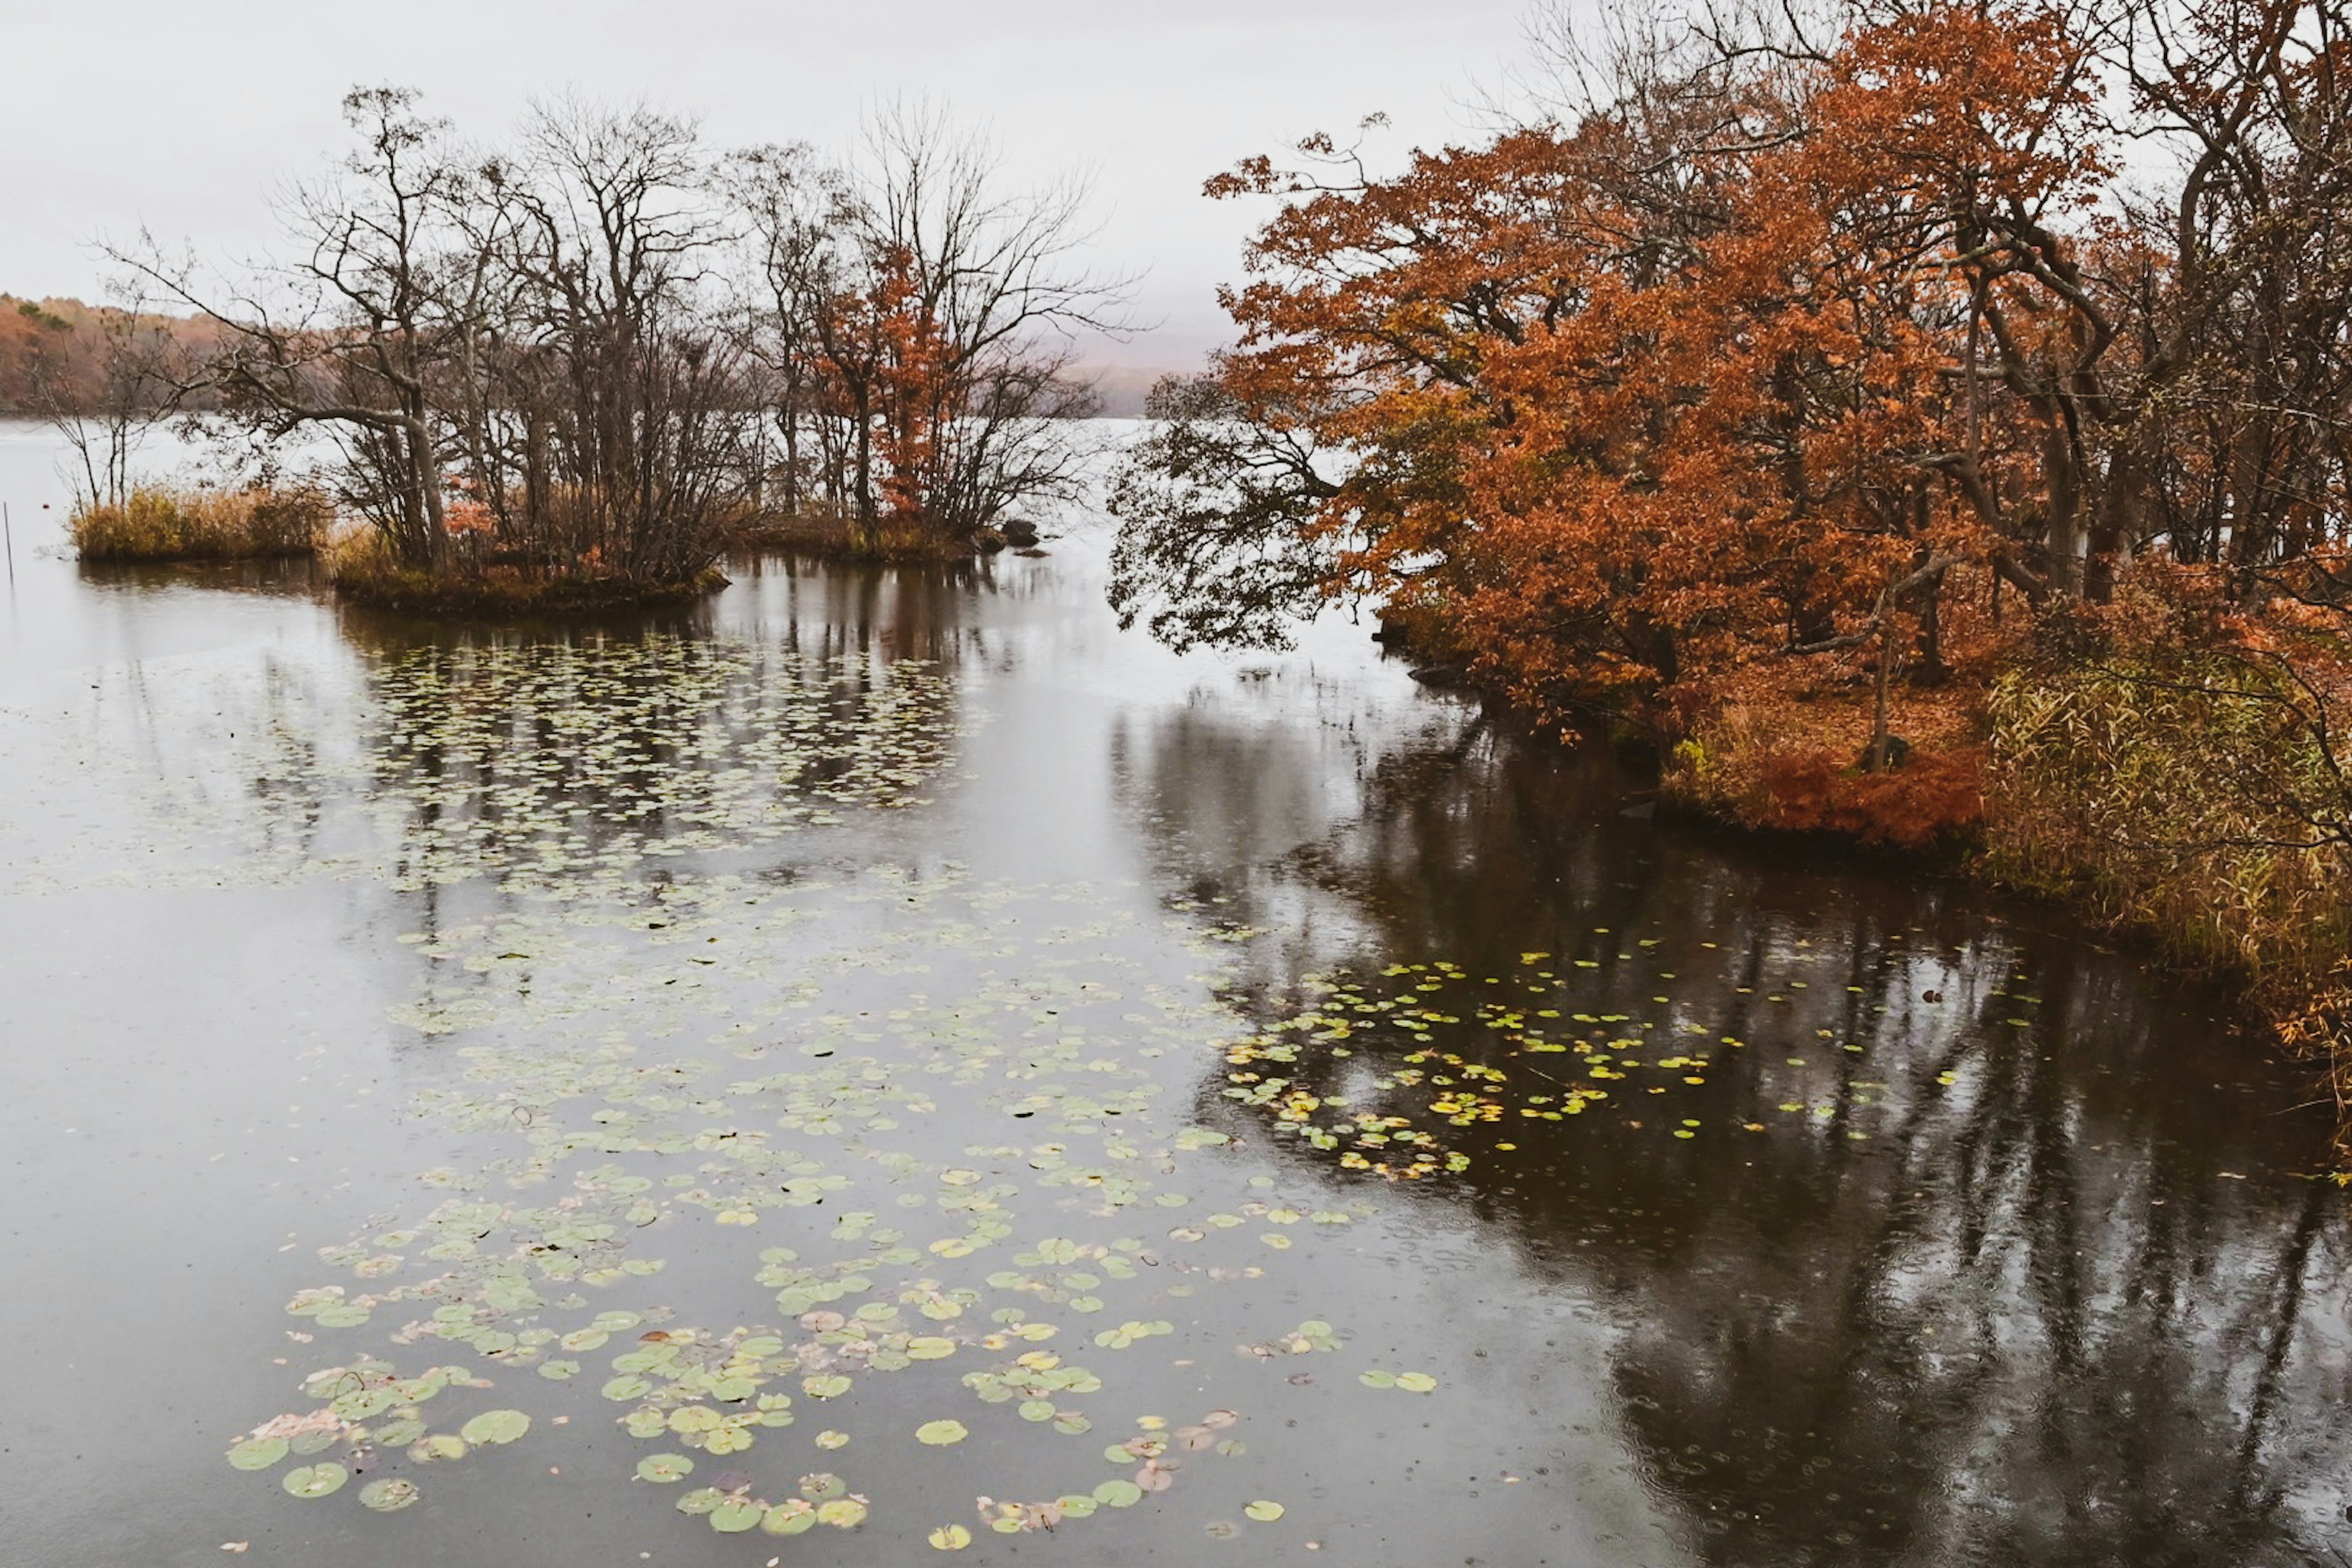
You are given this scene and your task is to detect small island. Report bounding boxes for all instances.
[34,94,1116,609]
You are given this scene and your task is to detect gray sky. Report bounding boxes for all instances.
[3,0,1538,371]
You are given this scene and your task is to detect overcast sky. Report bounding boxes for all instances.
[3,0,1541,371]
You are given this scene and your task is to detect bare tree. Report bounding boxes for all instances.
[113,87,470,565]
[29,280,187,510]
[503,98,746,581]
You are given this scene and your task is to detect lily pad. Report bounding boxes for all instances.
[635,1453,694,1483]
[282,1463,348,1499]
[459,1408,531,1446]
[1245,1499,1286,1521]
[225,1437,287,1472]
[761,1502,818,1536]
[360,1478,421,1512]
[816,1498,869,1528]
[710,1498,763,1533]
[915,1419,968,1446]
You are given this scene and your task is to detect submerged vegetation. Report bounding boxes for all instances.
[1107,0,2352,1122]
[69,481,330,562]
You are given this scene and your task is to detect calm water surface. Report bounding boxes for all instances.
[2,420,2348,1567]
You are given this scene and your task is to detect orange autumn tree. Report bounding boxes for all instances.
[1110,0,2106,768]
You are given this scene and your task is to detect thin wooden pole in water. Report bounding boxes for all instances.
[2,502,14,587]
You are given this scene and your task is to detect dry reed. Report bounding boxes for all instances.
[72,484,330,562]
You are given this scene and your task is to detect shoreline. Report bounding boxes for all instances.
[326,563,733,619]
[1406,634,2351,1149]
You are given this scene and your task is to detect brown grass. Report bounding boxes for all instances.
[1981,641,2352,1136]
[72,484,330,562]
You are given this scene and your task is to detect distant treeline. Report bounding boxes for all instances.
[0,295,224,413]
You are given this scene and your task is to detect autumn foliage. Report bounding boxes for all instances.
[1110,0,2352,1110]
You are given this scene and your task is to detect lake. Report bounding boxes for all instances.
[2,418,2346,1567]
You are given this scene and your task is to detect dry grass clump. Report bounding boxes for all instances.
[1982,655,2351,978]
[72,484,330,562]
[1980,597,2352,1146]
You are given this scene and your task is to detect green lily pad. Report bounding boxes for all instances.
[762,1503,817,1536]
[226,1436,287,1472]
[1094,1478,1144,1508]
[1245,1499,1286,1521]
[635,1453,694,1482]
[816,1498,869,1528]
[360,1477,421,1512]
[372,1417,427,1449]
[459,1408,530,1446]
[282,1463,348,1499]
[710,1498,763,1532]
[915,1419,968,1446]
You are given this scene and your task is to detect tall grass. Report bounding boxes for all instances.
[1985,649,2352,1137]
[71,484,330,562]
[1984,654,2350,979]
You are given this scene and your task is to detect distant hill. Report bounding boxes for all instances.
[0,294,226,413]
[2,291,1191,420]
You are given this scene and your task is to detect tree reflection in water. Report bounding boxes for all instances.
[1118,692,2352,1566]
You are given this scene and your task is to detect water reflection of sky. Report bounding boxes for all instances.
[2,419,2346,1567]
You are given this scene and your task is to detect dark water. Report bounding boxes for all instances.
[2,420,2348,1568]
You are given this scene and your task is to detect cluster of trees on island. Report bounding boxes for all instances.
[55,90,1121,590]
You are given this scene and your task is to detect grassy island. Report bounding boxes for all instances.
[72,484,329,562]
